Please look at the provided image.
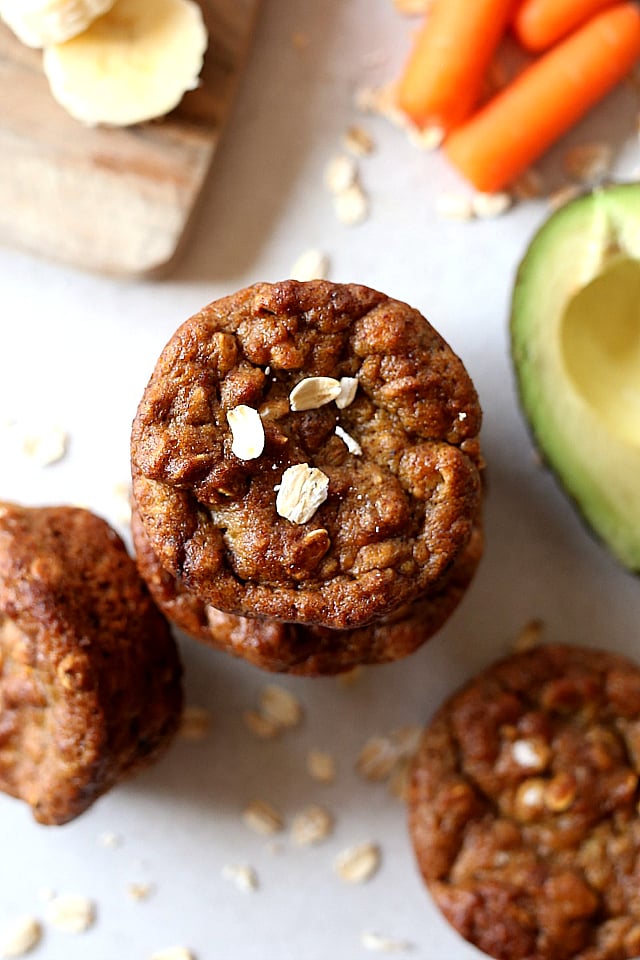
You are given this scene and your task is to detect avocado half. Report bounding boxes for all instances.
[511,183,640,572]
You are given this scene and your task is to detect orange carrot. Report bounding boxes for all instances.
[445,3,640,194]
[396,0,516,133]
[513,0,621,52]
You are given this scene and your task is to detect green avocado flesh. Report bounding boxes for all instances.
[511,183,640,572]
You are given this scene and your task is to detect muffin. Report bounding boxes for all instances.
[0,502,183,825]
[132,506,482,675]
[409,643,640,960]
[131,279,483,635]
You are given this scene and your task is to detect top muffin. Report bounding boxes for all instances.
[131,280,482,630]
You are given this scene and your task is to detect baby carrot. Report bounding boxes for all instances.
[445,3,640,194]
[396,0,516,133]
[513,0,621,52]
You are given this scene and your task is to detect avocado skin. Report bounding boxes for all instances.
[509,183,640,574]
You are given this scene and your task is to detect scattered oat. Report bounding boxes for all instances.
[291,30,309,50]
[388,757,412,801]
[289,248,330,282]
[222,864,259,893]
[276,463,329,524]
[110,482,132,527]
[324,154,358,194]
[547,184,582,211]
[291,805,334,846]
[334,842,381,884]
[0,419,70,468]
[344,125,375,156]
[307,749,337,784]
[98,831,121,848]
[127,882,154,902]
[471,191,512,219]
[242,800,284,836]
[392,0,431,14]
[335,425,362,456]
[226,405,265,461]
[355,82,406,128]
[357,736,401,782]
[335,377,358,409]
[563,143,612,183]
[243,709,280,740]
[513,619,544,653]
[337,665,363,687]
[406,125,444,152]
[434,192,474,221]
[361,931,413,952]
[334,182,369,226]
[393,725,422,757]
[290,377,342,412]
[179,705,211,741]
[260,684,304,729]
[0,916,42,958]
[150,948,194,960]
[45,894,95,934]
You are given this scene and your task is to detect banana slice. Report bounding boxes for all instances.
[0,0,116,48]
[42,0,208,126]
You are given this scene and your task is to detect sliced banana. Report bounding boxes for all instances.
[42,0,208,126]
[0,0,115,48]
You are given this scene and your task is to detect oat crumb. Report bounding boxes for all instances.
[291,804,334,846]
[334,842,381,883]
[179,706,212,741]
[344,125,375,156]
[337,665,363,687]
[150,948,195,960]
[324,154,358,194]
[45,894,95,934]
[226,405,265,461]
[222,864,259,893]
[2,420,69,468]
[242,800,284,836]
[435,192,474,221]
[276,463,330,524]
[127,882,154,902]
[289,249,330,282]
[513,619,544,653]
[291,31,309,49]
[334,182,369,226]
[361,930,413,952]
[335,425,362,456]
[307,749,337,783]
[243,709,281,739]
[357,735,401,781]
[260,684,304,729]
[98,830,122,848]
[406,125,444,152]
[0,916,42,958]
[471,191,512,219]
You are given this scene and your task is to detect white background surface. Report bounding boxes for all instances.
[2,2,640,958]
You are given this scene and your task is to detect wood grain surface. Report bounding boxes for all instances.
[0,0,261,277]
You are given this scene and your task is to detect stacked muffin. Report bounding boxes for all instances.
[130,280,484,675]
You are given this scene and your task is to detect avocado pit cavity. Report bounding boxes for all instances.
[561,257,640,449]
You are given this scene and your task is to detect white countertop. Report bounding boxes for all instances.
[2,2,640,958]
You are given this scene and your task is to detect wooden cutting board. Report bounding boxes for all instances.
[0,0,261,277]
